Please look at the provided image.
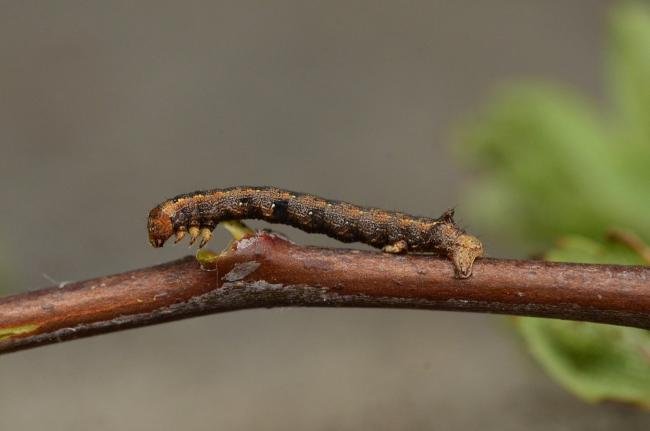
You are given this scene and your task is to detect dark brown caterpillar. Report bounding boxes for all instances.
[147,186,484,278]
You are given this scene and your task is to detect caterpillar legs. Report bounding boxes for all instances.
[382,240,409,254]
[382,236,483,279]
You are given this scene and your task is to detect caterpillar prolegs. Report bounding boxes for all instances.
[147,186,484,278]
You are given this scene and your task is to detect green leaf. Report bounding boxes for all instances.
[517,317,650,407]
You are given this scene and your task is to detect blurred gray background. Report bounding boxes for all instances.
[1,1,648,430]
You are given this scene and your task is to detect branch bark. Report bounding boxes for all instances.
[1,231,649,355]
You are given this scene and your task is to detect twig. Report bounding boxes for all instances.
[0,231,649,355]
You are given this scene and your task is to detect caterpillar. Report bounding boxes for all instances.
[147,186,484,278]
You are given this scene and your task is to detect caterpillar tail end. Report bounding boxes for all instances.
[450,234,484,279]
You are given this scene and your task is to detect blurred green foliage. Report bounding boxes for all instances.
[456,2,650,407]
[518,318,650,407]
[458,2,650,253]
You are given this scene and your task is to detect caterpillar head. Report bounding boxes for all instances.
[147,206,174,247]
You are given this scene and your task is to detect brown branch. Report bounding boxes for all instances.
[1,231,649,355]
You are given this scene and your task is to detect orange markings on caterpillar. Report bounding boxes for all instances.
[147,186,484,278]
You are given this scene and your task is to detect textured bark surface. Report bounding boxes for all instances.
[0,231,648,355]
